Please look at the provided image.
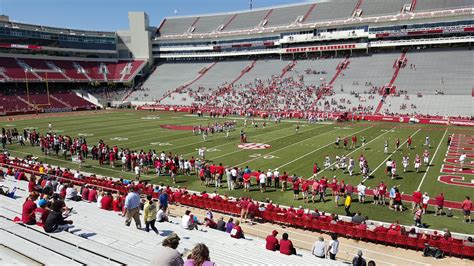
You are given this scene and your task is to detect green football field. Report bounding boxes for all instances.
[2,110,473,234]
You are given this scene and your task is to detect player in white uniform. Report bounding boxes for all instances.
[384,140,389,154]
[198,148,205,160]
[414,154,421,172]
[391,161,397,180]
[459,153,467,169]
[202,130,208,141]
[425,136,431,148]
[339,156,347,170]
[359,155,365,171]
[423,150,430,166]
[324,156,331,169]
[402,156,409,172]
[348,157,355,176]
[335,155,341,169]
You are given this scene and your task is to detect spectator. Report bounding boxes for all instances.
[22,191,39,225]
[311,236,326,259]
[279,233,296,255]
[182,210,198,230]
[204,217,217,229]
[368,260,376,266]
[352,212,365,224]
[265,230,279,251]
[464,237,474,247]
[184,243,215,266]
[88,186,98,202]
[159,190,169,211]
[124,188,141,229]
[44,200,73,233]
[230,220,244,239]
[352,250,367,266]
[65,183,81,201]
[157,205,169,223]
[100,192,113,211]
[327,233,339,260]
[357,182,366,204]
[461,196,472,223]
[225,218,234,233]
[143,195,159,234]
[414,206,423,227]
[216,217,226,231]
[151,233,184,266]
[34,198,50,226]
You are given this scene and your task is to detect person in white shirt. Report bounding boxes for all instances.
[134,165,141,180]
[357,182,367,204]
[157,206,169,223]
[273,170,280,189]
[266,169,273,187]
[422,192,430,214]
[259,171,266,193]
[459,153,467,169]
[181,210,197,230]
[327,233,339,260]
[311,236,326,258]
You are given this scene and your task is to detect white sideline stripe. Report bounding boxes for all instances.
[273,127,373,170]
[210,124,331,161]
[417,129,448,191]
[182,123,293,156]
[316,126,397,177]
[363,128,421,182]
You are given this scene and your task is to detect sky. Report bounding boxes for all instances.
[0,0,311,31]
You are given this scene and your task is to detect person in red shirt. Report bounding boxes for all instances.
[112,194,123,212]
[22,192,39,225]
[230,220,244,239]
[312,163,318,178]
[435,193,445,216]
[101,192,113,210]
[243,173,251,192]
[280,172,288,192]
[279,233,296,255]
[265,230,280,251]
[301,182,309,203]
[412,190,422,213]
[461,196,472,223]
[81,185,89,200]
[34,199,50,226]
[27,176,37,192]
[88,187,98,202]
[292,178,300,200]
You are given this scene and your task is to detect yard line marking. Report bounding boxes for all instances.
[363,128,421,182]
[209,124,331,161]
[182,124,293,156]
[270,126,373,170]
[316,126,397,177]
[417,128,448,191]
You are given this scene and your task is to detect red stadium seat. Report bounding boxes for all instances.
[462,245,474,259]
[395,235,407,248]
[406,236,419,250]
[376,232,387,244]
[450,244,464,257]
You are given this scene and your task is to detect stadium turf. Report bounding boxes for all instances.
[3,110,473,234]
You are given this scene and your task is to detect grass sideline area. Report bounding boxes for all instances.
[2,110,473,234]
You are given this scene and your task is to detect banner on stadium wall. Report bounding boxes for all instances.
[0,43,42,50]
[283,43,367,54]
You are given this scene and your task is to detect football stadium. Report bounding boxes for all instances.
[0,0,473,265]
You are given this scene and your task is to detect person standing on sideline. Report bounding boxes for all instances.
[311,236,326,259]
[352,250,367,266]
[124,188,141,229]
[344,193,352,216]
[150,233,184,266]
[143,195,159,234]
[462,196,472,223]
[327,233,339,260]
[435,193,445,216]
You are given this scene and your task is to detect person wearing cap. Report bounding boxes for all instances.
[352,250,367,266]
[150,233,184,266]
[311,236,326,258]
[265,230,280,251]
[34,198,50,226]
